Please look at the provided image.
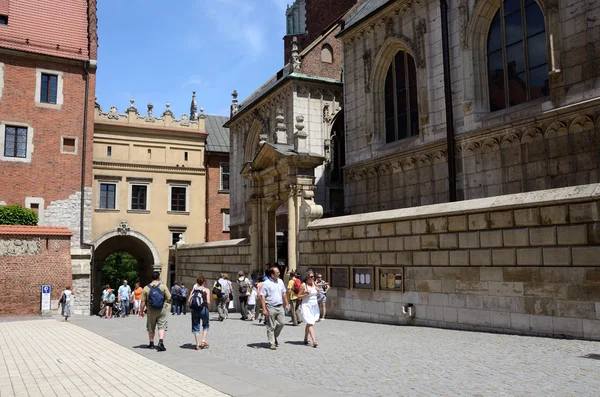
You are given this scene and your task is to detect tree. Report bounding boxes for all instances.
[101,252,139,294]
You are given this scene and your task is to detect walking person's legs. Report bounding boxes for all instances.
[200,306,210,348]
[273,306,285,345]
[295,299,302,322]
[266,307,277,347]
[320,299,327,319]
[239,296,248,320]
[290,299,299,325]
[191,310,201,349]
[123,299,129,316]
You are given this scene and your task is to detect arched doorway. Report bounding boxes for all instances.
[91,225,160,313]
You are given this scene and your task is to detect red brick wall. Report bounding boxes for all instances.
[206,153,230,241]
[299,25,344,80]
[0,232,72,316]
[283,0,356,63]
[0,54,96,209]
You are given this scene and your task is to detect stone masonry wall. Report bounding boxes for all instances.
[44,187,92,247]
[299,184,600,340]
[173,238,251,307]
[0,227,72,316]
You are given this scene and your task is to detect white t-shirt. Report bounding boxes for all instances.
[63,290,72,302]
[260,278,286,306]
[248,289,257,305]
[218,278,230,294]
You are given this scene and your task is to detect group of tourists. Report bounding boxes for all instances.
[82,265,329,352]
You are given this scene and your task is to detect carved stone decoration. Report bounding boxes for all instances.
[179,114,191,126]
[108,106,120,120]
[116,221,131,236]
[274,108,287,144]
[547,0,559,13]
[458,1,469,50]
[162,102,173,117]
[189,91,198,120]
[294,114,307,152]
[363,49,372,93]
[386,17,394,37]
[291,36,302,71]
[147,103,153,117]
[414,19,427,68]
[127,98,138,113]
[230,90,239,117]
[199,107,206,119]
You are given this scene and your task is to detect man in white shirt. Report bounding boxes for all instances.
[118,280,132,317]
[216,273,230,321]
[260,266,289,350]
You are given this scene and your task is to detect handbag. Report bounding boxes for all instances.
[228,300,234,309]
[58,293,65,305]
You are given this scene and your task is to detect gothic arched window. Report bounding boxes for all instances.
[384,51,419,143]
[487,0,549,112]
[321,44,333,63]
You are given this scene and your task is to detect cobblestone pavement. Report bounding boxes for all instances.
[0,319,227,397]
[69,311,600,397]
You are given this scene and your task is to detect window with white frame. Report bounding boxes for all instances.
[169,227,187,246]
[168,182,189,212]
[220,162,230,191]
[222,209,230,232]
[99,183,117,209]
[130,184,149,211]
[35,69,63,109]
[0,122,34,163]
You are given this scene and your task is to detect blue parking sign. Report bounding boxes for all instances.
[41,285,51,311]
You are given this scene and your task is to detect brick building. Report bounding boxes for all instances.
[204,114,230,242]
[0,0,97,314]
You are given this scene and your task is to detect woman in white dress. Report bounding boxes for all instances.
[60,286,75,321]
[297,271,320,347]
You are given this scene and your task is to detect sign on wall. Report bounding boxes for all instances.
[378,268,404,292]
[41,285,51,311]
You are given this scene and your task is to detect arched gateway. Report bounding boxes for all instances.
[91,222,160,312]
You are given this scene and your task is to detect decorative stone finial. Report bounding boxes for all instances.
[230,90,239,117]
[190,91,198,121]
[291,36,301,71]
[274,108,287,144]
[199,107,205,119]
[162,102,173,117]
[127,98,138,113]
[147,103,153,117]
[294,114,307,152]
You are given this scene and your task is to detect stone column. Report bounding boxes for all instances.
[287,186,297,272]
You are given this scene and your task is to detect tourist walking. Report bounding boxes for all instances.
[298,271,320,347]
[315,273,329,321]
[59,286,75,321]
[140,271,171,351]
[215,273,230,321]
[180,283,188,315]
[255,278,265,323]
[105,289,115,319]
[237,271,251,320]
[171,282,182,315]
[188,275,210,350]
[287,271,302,325]
[133,282,143,315]
[247,285,257,321]
[118,280,131,317]
[260,266,289,350]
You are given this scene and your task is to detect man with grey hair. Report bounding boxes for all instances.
[261,265,289,350]
[118,280,131,317]
[215,273,230,321]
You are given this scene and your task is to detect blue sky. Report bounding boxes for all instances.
[96,0,290,118]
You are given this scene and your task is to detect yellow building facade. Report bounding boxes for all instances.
[91,100,206,303]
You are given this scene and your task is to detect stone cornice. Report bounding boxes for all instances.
[93,160,206,175]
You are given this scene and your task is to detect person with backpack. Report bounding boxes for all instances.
[170,282,182,315]
[287,271,302,326]
[140,271,172,351]
[237,271,251,321]
[214,273,229,321]
[188,275,210,350]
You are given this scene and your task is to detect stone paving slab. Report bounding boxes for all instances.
[69,312,600,397]
[0,319,228,397]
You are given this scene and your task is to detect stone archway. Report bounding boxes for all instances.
[91,224,161,313]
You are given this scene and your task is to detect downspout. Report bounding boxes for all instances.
[440,0,457,202]
[205,151,210,242]
[80,61,91,245]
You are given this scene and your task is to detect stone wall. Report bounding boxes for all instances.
[0,226,72,316]
[173,238,252,296]
[298,184,600,340]
[45,187,92,247]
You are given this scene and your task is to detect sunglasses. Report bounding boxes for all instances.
[308,276,314,278]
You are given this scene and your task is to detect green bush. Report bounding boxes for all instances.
[0,205,38,226]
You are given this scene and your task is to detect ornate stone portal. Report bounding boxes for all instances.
[242,142,323,272]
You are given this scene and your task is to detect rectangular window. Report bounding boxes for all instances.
[4,126,27,158]
[61,137,76,154]
[171,232,185,246]
[220,162,230,191]
[99,183,116,209]
[222,209,230,232]
[107,146,112,157]
[170,186,187,212]
[40,73,58,104]
[131,185,147,210]
[0,15,8,25]
[184,152,188,162]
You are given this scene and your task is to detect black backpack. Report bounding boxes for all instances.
[238,279,249,295]
[189,288,205,310]
[212,280,223,297]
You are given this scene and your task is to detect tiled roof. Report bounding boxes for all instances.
[0,0,90,60]
[340,0,393,34]
[0,225,72,236]
[205,115,230,153]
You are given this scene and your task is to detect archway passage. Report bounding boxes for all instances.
[92,234,157,313]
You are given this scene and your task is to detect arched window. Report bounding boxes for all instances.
[384,51,419,143]
[487,0,549,111]
[321,44,333,63]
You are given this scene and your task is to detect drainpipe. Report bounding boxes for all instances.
[80,61,92,245]
[440,0,457,202]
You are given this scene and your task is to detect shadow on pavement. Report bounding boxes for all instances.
[247,342,270,349]
[133,344,152,349]
[180,343,197,350]
[284,340,308,346]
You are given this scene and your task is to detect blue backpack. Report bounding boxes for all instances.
[147,282,165,309]
[189,288,206,310]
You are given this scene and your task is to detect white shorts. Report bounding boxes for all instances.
[134,300,140,310]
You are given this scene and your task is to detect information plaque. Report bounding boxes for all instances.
[41,285,51,312]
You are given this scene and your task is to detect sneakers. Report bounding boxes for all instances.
[275,339,279,347]
[155,343,166,352]
[148,342,155,349]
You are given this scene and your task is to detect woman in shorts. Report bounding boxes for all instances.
[133,282,143,316]
[315,273,329,321]
[188,275,211,350]
[105,289,115,319]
